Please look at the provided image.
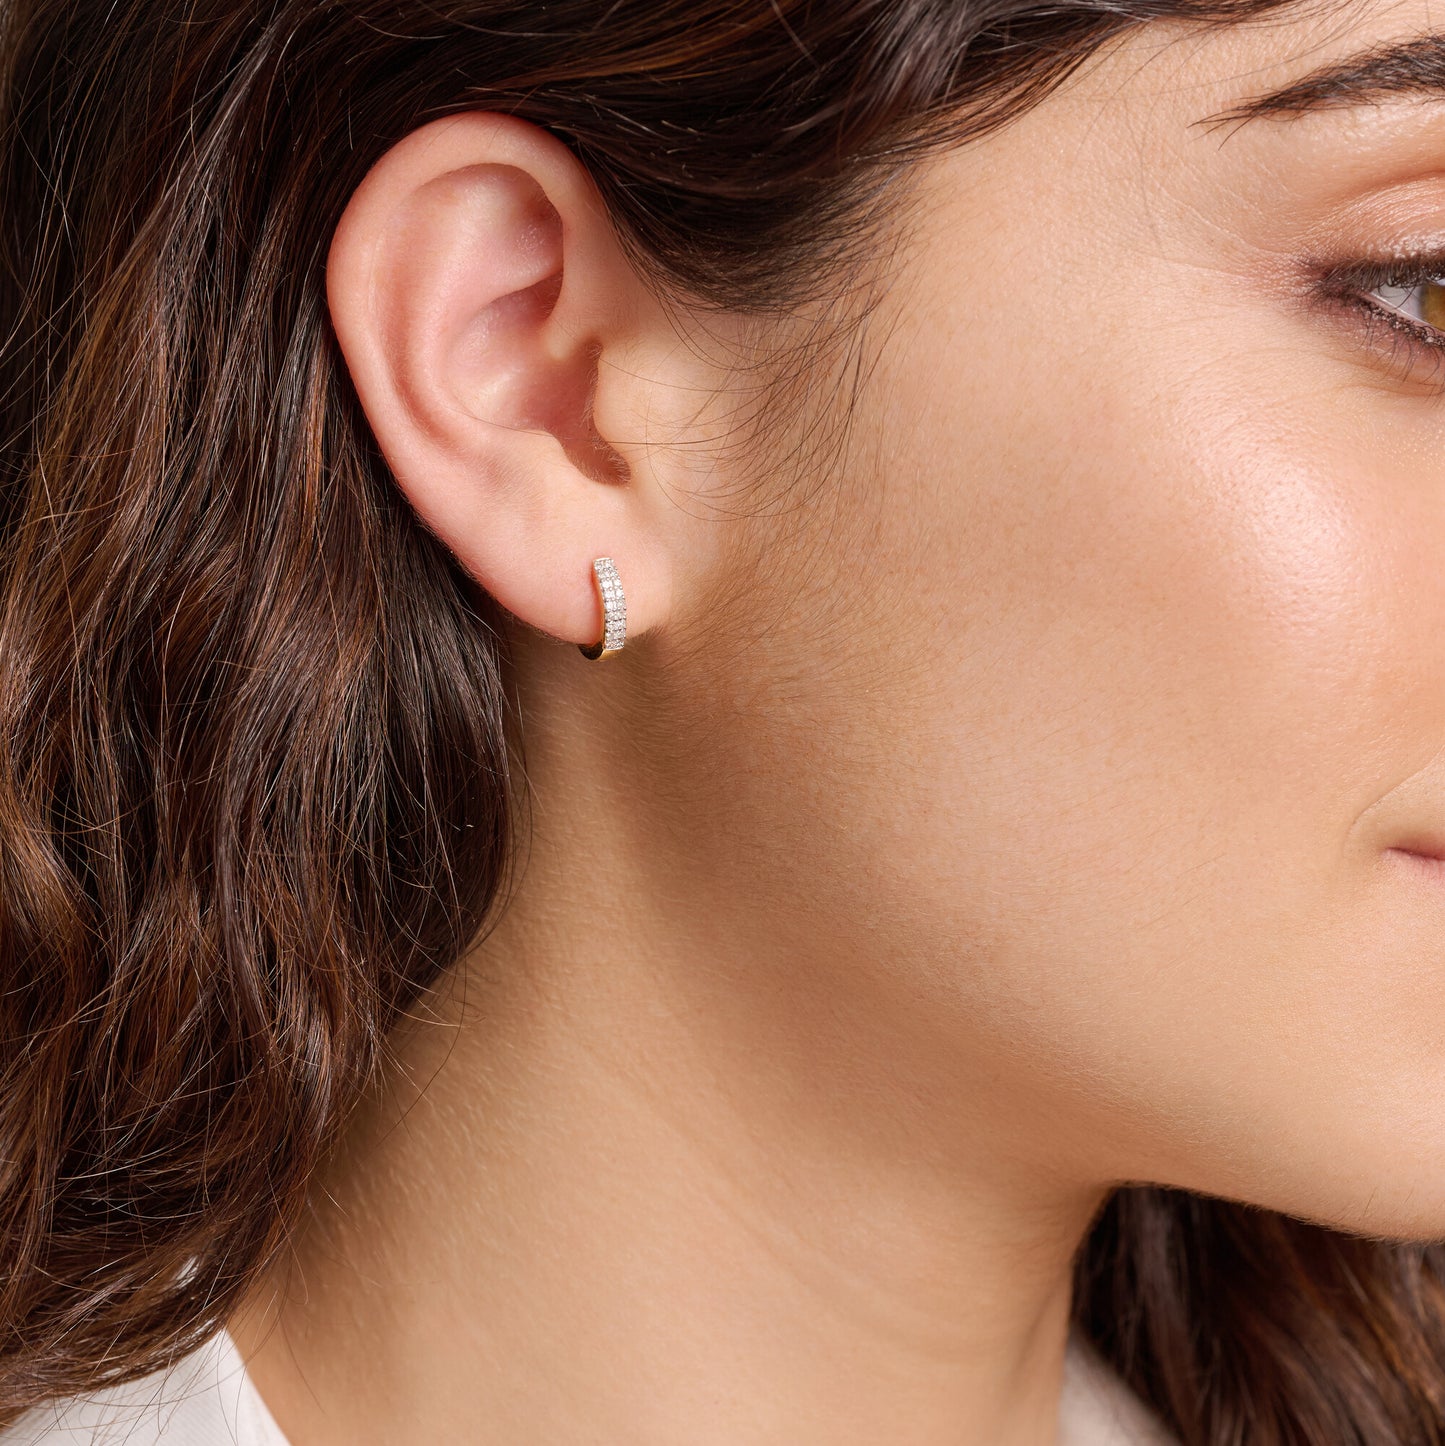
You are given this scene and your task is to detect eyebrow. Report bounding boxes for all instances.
[1200,34,1445,130]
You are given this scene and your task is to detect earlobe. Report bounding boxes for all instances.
[325,110,669,652]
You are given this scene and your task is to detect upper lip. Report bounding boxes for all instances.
[1391,835,1445,861]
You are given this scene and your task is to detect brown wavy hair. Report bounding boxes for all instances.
[3,0,1445,1440]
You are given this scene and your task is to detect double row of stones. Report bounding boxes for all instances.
[594,556,627,653]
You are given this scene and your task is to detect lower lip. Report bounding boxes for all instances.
[1388,848,1445,883]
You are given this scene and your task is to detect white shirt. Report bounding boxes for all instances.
[1058,1331,1181,1446]
[0,1323,1179,1445]
[0,1329,288,1446]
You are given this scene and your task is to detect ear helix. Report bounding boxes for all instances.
[578,556,626,660]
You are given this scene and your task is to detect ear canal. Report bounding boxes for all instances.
[442,169,629,486]
[494,327,629,487]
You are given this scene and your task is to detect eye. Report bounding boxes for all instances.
[1367,273,1445,337]
[1312,250,1445,386]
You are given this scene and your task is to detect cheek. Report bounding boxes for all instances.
[821,293,1445,1229]
[878,334,1413,891]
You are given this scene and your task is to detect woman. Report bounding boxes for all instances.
[3,0,1445,1440]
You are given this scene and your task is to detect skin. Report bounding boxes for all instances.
[229,3,1445,1442]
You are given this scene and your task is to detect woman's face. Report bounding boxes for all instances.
[656,0,1445,1237]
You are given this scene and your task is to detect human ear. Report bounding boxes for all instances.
[325,110,673,652]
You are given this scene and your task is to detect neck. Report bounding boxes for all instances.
[229,646,1107,1446]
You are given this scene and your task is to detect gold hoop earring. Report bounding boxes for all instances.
[579,556,626,660]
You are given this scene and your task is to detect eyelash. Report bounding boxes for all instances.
[1317,251,1445,387]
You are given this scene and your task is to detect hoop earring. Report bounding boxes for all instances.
[579,556,626,660]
